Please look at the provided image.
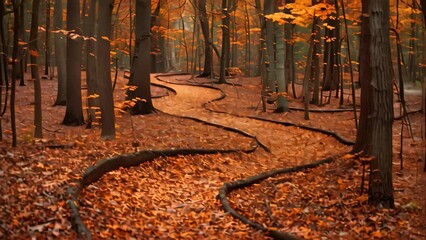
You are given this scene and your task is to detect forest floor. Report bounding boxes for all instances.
[0,71,425,239]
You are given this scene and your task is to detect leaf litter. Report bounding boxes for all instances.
[0,73,424,239]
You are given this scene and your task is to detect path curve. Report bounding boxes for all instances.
[152,75,349,163]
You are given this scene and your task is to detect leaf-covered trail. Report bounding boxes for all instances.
[151,75,349,162]
[76,74,351,239]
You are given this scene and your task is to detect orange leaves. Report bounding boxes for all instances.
[264,12,295,25]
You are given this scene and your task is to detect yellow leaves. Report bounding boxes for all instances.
[123,85,137,91]
[86,94,100,99]
[101,36,111,42]
[264,12,295,25]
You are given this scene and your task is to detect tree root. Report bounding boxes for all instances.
[218,155,342,240]
[66,147,255,239]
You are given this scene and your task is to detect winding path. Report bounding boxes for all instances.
[69,74,352,239]
[152,75,349,163]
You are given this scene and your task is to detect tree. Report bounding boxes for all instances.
[273,1,289,113]
[0,1,9,141]
[218,0,231,84]
[197,0,212,77]
[84,0,99,127]
[62,0,84,126]
[52,0,66,106]
[44,0,51,77]
[29,0,42,138]
[10,0,22,147]
[126,0,155,115]
[421,0,426,172]
[355,0,394,208]
[96,0,115,139]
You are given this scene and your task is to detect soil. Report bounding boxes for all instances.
[0,72,424,239]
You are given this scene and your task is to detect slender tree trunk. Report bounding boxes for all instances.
[97,0,115,139]
[44,0,51,77]
[264,0,275,91]
[284,0,296,97]
[62,0,84,126]
[310,3,322,105]
[420,0,426,171]
[53,0,66,106]
[198,0,212,77]
[127,0,155,115]
[84,0,98,128]
[274,7,288,113]
[150,0,161,73]
[18,1,25,87]
[30,0,42,138]
[218,0,230,83]
[0,1,8,140]
[11,0,21,147]
[322,0,340,99]
[244,1,251,76]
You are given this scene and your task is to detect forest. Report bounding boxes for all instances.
[0,0,425,239]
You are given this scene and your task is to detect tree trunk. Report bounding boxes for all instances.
[126,0,155,115]
[264,0,275,91]
[150,0,161,73]
[420,0,426,172]
[18,1,25,87]
[362,0,395,208]
[53,0,67,106]
[10,0,21,147]
[97,0,115,140]
[310,10,322,105]
[353,0,373,153]
[274,2,288,113]
[321,0,340,104]
[29,0,43,138]
[244,1,251,76]
[44,0,51,77]
[198,0,212,77]
[62,0,84,126]
[0,1,8,140]
[84,0,98,127]
[218,0,230,84]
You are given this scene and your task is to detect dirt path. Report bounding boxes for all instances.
[152,75,349,164]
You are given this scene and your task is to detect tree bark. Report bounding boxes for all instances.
[126,0,155,115]
[353,0,373,153]
[62,0,84,126]
[84,0,98,127]
[198,0,212,77]
[44,0,51,77]
[53,0,66,106]
[29,0,43,138]
[218,0,230,84]
[360,0,394,208]
[10,0,21,147]
[97,0,115,140]
[274,1,288,113]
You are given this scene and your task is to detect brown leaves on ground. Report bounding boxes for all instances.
[0,73,424,239]
[228,152,426,239]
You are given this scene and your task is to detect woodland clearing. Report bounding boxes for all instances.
[0,72,425,239]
